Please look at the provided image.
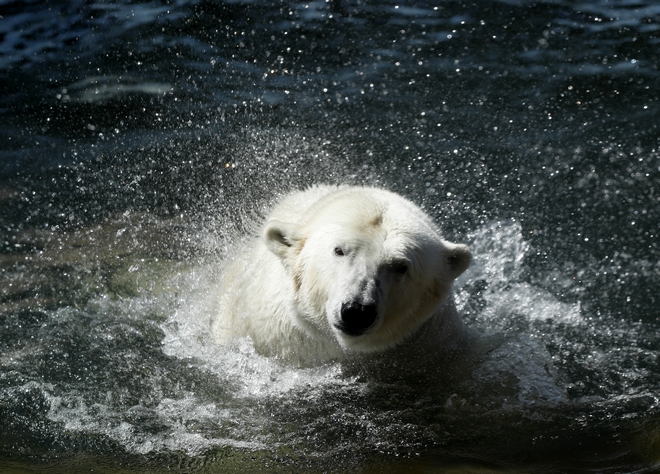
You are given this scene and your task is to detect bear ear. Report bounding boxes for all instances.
[264,220,302,261]
[444,243,472,280]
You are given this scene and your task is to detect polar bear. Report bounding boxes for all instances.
[212,185,476,368]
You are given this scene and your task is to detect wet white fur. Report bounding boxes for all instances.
[212,185,474,367]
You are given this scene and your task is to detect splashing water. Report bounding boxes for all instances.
[2,0,660,471]
[1,194,658,472]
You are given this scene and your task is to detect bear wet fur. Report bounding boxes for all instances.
[212,185,478,368]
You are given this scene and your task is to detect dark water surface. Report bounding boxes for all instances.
[1,1,660,472]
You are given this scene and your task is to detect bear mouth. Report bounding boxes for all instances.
[334,302,378,336]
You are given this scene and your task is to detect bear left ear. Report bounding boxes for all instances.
[444,243,472,280]
[264,220,302,262]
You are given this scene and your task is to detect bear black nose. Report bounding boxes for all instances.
[338,302,378,336]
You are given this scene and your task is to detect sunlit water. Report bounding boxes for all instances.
[1,1,659,472]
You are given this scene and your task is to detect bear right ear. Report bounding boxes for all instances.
[264,220,302,262]
[444,243,472,281]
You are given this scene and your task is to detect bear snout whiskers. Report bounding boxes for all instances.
[337,301,378,336]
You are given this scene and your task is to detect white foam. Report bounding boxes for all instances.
[43,381,270,456]
[457,219,583,328]
[454,220,578,406]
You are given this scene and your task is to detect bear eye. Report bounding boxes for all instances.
[334,247,345,257]
[390,260,408,275]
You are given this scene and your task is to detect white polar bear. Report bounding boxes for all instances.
[212,185,476,368]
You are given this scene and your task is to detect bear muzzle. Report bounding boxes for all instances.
[335,301,379,336]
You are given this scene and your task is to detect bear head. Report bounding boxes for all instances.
[263,188,471,353]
